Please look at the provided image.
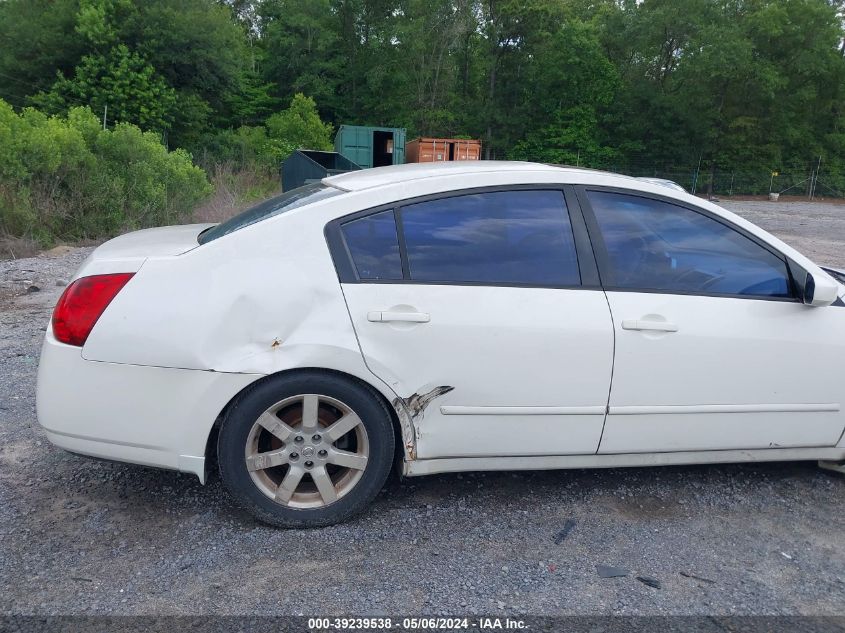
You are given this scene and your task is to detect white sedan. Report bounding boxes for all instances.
[36,161,845,527]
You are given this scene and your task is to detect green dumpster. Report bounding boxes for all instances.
[334,125,406,168]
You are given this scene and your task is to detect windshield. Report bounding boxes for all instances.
[198,182,343,244]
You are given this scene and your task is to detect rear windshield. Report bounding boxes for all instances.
[198,182,342,244]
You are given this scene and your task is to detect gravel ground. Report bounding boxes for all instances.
[719,199,845,269]
[1,201,844,617]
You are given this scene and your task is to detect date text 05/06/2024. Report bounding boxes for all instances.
[307,617,528,631]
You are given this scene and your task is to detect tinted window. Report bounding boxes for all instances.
[588,191,791,297]
[198,183,341,244]
[342,210,402,280]
[400,190,580,285]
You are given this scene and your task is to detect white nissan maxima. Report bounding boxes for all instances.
[36,161,845,527]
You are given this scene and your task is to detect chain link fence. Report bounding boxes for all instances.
[596,162,845,198]
[532,152,845,199]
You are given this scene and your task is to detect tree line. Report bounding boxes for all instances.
[1,0,845,247]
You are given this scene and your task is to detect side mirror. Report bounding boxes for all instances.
[803,271,840,307]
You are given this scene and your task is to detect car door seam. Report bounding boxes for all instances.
[595,287,616,454]
[336,282,418,459]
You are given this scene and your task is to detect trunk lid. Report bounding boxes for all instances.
[74,223,213,280]
[93,224,212,259]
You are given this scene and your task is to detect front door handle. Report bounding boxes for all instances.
[621,319,678,332]
[367,311,430,323]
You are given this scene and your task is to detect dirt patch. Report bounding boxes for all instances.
[0,235,40,260]
[597,493,683,521]
[41,245,79,258]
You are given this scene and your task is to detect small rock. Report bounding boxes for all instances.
[553,518,577,544]
[596,565,630,578]
[636,575,661,589]
[680,571,716,584]
[26,285,40,293]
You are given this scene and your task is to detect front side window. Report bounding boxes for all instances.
[400,190,580,286]
[587,191,791,298]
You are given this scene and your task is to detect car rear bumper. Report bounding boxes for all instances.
[36,332,260,482]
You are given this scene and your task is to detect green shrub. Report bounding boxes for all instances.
[0,100,211,245]
[195,125,278,172]
[195,93,334,172]
[264,93,334,159]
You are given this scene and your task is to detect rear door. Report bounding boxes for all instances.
[578,188,845,453]
[329,187,615,459]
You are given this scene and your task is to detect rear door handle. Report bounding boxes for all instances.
[367,311,430,323]
[621,319,678,332]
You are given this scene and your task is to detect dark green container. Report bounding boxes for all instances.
[334,125,406,168]
[281,150,361,192]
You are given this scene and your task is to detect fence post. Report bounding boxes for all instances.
[811,155,822,199]
[692,153,702,194]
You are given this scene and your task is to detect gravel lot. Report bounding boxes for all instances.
[1,200,844,617]
[719,198,845,269]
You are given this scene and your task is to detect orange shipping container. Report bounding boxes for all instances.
[405,137,482,163]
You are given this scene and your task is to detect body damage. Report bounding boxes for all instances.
[79,252,418,466]
[391,386,455,459]
[71,206,432,470]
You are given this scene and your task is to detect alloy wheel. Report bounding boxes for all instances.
[244,394,369,509]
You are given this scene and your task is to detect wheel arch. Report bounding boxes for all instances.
[203,367,409,481]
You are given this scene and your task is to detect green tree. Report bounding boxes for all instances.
[510,18,620,166]
[259,0,345,119]
[0,0,256,146]
[0,0,84,109]
[3,0,845,200]
[35,44,178,132]
[265,93,335,158]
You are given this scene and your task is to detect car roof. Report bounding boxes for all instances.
[323,160,629,192]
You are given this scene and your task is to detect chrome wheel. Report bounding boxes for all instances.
[244,394,369,509]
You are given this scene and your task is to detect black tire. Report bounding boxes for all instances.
[217,371,395,528]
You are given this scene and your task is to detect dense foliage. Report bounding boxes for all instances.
[0,93,331,244]
[1,0,845,245]
[0,101,211,242]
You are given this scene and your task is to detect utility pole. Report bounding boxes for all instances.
[102,104,107,131]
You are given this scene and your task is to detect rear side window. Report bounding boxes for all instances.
[587,191,791,298]
[342,210,403,280]
[198,183,341,244]
[401,190,580,285]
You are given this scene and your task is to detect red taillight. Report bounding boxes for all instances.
[51,273,134,346]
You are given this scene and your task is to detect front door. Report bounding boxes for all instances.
[579,189,845,453]
[334,188,615,459]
